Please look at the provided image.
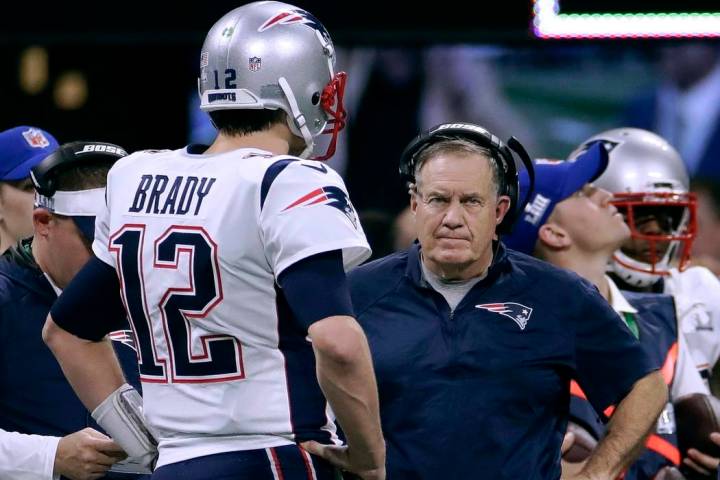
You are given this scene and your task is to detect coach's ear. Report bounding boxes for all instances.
[409,184,420,215]
[33,208,53,238]
[537,222,571,250]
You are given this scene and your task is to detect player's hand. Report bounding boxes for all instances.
[54,427,128,480]
[684,431,720,476]
[654,466,687,479]
[301,440,385,480]
[561,432,576,456]
[560,472,594,480]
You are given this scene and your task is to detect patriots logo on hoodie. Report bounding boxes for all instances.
[475,303,533,330]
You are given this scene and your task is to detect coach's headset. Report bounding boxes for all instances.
[399,122,535,234]
[31,141,127,197]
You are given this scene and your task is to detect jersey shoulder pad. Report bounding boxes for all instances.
[260,158,344,210]
[674,266,720,293]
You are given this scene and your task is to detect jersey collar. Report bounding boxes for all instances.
[606,275,638,315]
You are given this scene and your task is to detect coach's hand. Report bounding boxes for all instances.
[301,440,386,480]
[54,427,127,480]
[561,432,576,456]
[654,466,687,479]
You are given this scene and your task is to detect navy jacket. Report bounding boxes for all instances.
[0,241,143,479]
[349,243,656,480]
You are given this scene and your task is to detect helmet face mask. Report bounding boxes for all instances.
[612,191,697,277]
[314,71,347,161]
[571,127,698,286]
[198,1,347,160]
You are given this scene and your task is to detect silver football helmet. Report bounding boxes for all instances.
[198,1,347,160]
[570,127,697,287]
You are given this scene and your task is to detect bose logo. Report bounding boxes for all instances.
[434,123,489,137]
[78,144,127,156]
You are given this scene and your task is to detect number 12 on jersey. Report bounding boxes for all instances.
[110,224,244,383]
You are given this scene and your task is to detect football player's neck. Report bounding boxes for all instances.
[207,123,296,156]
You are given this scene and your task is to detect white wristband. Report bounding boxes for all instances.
[91,383,157,469]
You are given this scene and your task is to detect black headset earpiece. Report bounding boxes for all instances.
[31,141,127,197]
[398,123,535,234]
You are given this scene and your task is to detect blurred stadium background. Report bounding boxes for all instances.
[0,1,717,210]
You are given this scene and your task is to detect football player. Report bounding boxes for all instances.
[577,127,720,477]
[42,2,385,480]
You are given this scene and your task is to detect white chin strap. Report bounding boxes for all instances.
[609,250,665,288]
[278,76,315,159]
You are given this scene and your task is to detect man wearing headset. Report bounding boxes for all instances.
[0,141,143,480]
[347,123,667,480]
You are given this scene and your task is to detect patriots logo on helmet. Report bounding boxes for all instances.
[570,140,619,161]
[475,302,533,330]
[284,186,358,228]
[258,9,330,40]
[108,329,137,352]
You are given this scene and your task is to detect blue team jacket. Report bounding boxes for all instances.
[349,242,655,480]
[0,241,143,479]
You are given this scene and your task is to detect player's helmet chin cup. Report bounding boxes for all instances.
[198,1,347,161]
[570,127,697,286]
[398,122,535,235]
[31,141,127,197]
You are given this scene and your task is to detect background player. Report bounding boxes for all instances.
[504,147,706,479]
[573,127,720,477]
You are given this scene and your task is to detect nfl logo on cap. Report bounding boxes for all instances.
[22,128,50,148]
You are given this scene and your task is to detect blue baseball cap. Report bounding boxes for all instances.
[503,143,609,255]
[0,126,59,181]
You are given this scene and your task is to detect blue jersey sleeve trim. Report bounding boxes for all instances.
[51,256,126,341]
[260,158,295,210]
[277,250,354,331]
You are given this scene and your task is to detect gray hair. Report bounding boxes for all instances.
[412,138,503,195]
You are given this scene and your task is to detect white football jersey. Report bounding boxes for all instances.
[92,146,370,467]
[664,266,720,389]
